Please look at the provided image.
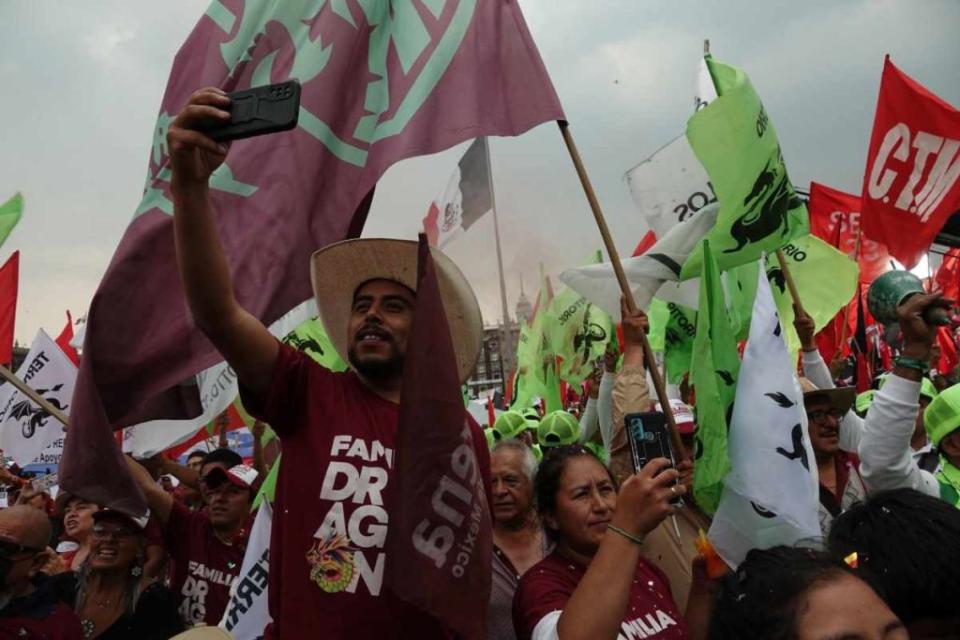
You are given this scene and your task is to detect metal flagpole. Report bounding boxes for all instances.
[485,137,515,393]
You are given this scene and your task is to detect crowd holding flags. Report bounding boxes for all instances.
[1,2,960,638]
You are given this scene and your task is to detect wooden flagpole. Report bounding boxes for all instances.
[0,365,68,427]
[836,230,863,358]
[775,248,806,317]
[557,121,687,459]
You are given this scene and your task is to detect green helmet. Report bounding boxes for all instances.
[483,427,497,450]
[583,441,609,466]
[493,411,527,440]
[538,410,581,447]
[924,383,960,447]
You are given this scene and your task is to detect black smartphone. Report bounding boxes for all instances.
[205,80,301,142]
[625,411,683,505]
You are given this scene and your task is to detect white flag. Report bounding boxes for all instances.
[694,55,718,112]
[624,135,716,239]
[0,330,77,466]
[558,204,718,318]
[220,500,273,638]
[122,300,317,458]
[708,259,821,567]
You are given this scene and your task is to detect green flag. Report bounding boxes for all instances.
[727,261,760,342]
[0,193,23,249]
[253,454,280,509]
[281,316,349,371]
[766,235,859,357]
[690,239,740,515]
[512,271,562,412]
[547,252,615,386]
[681,58,808,279]
[648,299,698,385]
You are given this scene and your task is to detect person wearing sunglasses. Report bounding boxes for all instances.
[67,509,182,640]
[0,504,84,638]
[125,450,256,628]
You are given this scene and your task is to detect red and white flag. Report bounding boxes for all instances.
[808,182,891,284]
[423,137,492,247]
[0,251,18,366]
[860,57,960,268]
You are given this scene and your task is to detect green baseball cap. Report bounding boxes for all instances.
[493,411,527,440]
[483,427,497,450]
[538,410,581,447]
[584,441,609,466]
[855,390,876,415]
[924,383,960,447]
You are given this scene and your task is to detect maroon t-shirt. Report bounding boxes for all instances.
[512,550,687,640]
[0,602,84,640]
[242,344,491,640]
[163,500,246,627]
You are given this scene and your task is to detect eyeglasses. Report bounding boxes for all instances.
[0,539,44,559]
[807,409,846,424]
[91,526,137,542]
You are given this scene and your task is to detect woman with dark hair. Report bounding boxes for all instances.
[828,488,960,637]
[512,445,701,640]
[66,509,182,639]
[709,546,906,640]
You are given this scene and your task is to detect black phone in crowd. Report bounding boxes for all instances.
[205,80,301,142]
[625,411,683,505]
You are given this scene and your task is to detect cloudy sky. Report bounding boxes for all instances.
[1,0,958,343]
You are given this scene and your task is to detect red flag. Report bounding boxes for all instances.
[486,398,496,429]
[62,1,563,512]
[55,311,80,366]
[386,235,492,638]
[937,326,959,375]
[860,57,960,268]
[808,182,891,283]
[0,251,18,365]
[935,248,960,301]
[632,229,657,257]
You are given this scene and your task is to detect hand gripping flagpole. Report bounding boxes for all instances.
[557,121,687,460]
[0,365,69,427]
[775,248,807,317]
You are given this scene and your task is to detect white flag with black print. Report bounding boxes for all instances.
[422,137,493,248]
[220,500,273,639]
[708,257,820,567]
[0,329,76,466]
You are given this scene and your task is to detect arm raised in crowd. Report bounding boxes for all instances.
[794,307,865,453]
[609,299,650,483]
[858,292,945,497]
[597,352,616,450]
[124,455,174,525]
[167,87,278,400]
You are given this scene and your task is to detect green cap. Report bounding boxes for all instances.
[538,410,581,447]
[483,427,497,450]
[493,411,527,440]
[924,383,960,446]
[855,390,876,415]
[521,408,541,430]
[584,441,609,466]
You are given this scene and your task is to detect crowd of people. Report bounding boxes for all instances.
[2,88,960,640]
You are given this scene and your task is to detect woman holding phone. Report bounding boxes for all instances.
[512,445,710,640]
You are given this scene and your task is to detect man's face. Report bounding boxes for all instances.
[490,448,534,527]
[187,454,205,473]
[200,463,251,530]
[806,397,842,457]
[940,430,960,467]
[347,279,415,380]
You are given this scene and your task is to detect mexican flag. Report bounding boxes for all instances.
[681,57,808,279]
[422,137,493,248]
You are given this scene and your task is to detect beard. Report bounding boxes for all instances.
[348,343,405,381]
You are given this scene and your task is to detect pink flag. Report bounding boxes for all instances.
[62,0,564,512]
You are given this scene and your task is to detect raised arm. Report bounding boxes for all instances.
[167,87,278,400]
[609,299,650,484]
[125,456,174,525]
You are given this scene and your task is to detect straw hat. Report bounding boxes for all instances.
[798,377,855,415]
[310,238,482,383]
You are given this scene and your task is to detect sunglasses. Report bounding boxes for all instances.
[807,408,846,424]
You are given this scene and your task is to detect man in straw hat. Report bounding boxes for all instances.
[167,88,489,639]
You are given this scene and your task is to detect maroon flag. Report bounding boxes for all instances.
[62,0,563,511]
[386,235,492,638]
[0,251,18,366]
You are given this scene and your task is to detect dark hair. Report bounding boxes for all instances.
[534,445,613,541]
[201,448,242,470]
[709,546,862,640]
[186,450,207,462]
[827,488,960,624]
